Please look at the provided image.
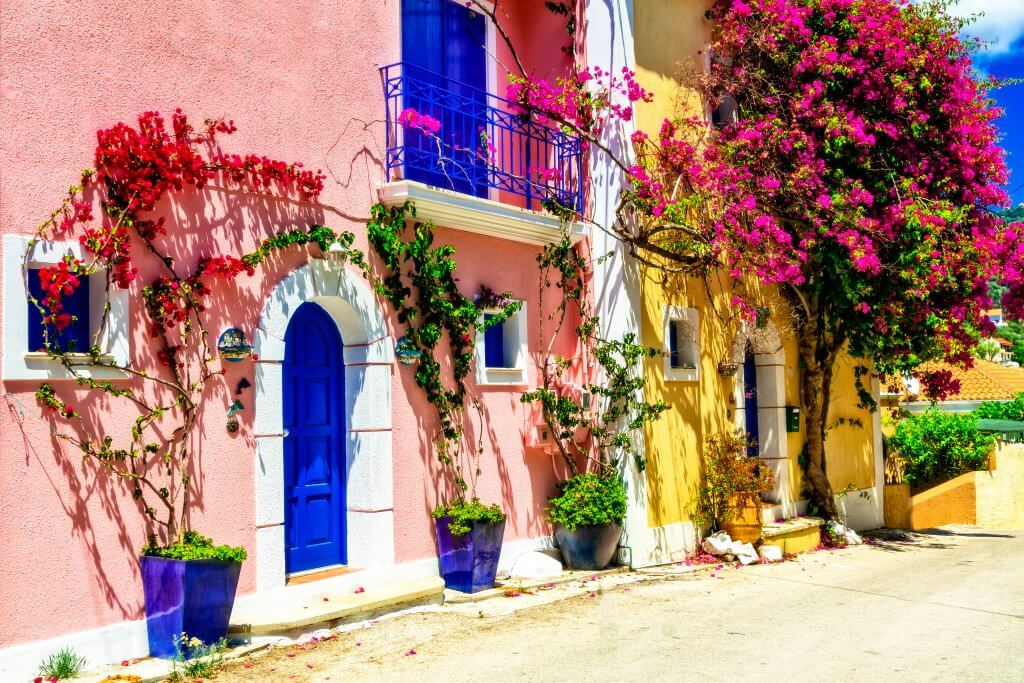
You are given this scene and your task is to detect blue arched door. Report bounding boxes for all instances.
[284,303,346,573]
[743,346,760,457]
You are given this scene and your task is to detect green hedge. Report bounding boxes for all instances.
[889,410,993,490]
[975,393,1024,421]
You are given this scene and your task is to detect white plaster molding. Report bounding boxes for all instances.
[347,510,396,569]
[346,365,393,431]
[377,181,585,246]
[474,302,528,386]
[0,616,148,681]
[255,436,285,527]
[2,235,129,381]
[253,262,395,593]
[663,305,700,383]
[255,524,287,593]
[346,430,394,511]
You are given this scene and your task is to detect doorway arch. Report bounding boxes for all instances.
[252,261,395,592]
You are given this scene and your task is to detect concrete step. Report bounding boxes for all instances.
[761,516,824,554]
[229,575,445,637]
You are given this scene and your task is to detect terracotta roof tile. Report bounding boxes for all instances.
[897,359,1024,402]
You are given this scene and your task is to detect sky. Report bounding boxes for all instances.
[950,1,1024,206]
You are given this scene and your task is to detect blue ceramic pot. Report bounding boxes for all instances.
[554,522,622,570]
[435,516,506,593]
[140,556,241,658]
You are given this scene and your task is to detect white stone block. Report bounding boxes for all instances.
[345,430,393,511]
[759,545,783,562]
[256,525,286,592]
[509,549,563,579]
[260,268,317,340]
[754,364,787,408]
[346,365,392,430]
[253,327,285,362]
[254,362,283,434]
[344,336,394,365]
[255,436,284,527]
[347,510,395,568]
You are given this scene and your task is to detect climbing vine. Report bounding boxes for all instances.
[365,202,519,507]
[27,110,361,547]
[522,232,668,477]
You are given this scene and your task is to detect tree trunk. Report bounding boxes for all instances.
[800,363,838,520]
[793,292,840,521]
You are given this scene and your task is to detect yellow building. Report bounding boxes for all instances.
[593,0,884,564]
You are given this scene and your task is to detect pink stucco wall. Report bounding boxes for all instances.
[0,0,576,651]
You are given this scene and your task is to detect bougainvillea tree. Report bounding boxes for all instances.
[29,110,363,545]
[477,0,1022,518]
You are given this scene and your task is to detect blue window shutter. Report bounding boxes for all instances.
[401,0,487,197]
[401,0,444,77]
[668,320,680,369]
[483,314,506,368]
[28,269,91,352]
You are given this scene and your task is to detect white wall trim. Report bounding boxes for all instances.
[253,261,395,594]
[474,302,528,386]
[662,305,700,382]
[377,181,585,246]
[0,616,148,681]
[3,235,129,381]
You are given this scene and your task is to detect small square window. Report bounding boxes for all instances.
[483,314,508,368]
[664,306,700,382]
[475,303,527,386]
[27,268,92,353]
[3,235,129,381]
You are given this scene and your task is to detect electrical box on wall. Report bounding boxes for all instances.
[785,406,800,433]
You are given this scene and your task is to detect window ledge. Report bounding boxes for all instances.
[479,367,527,386]
[17,352,127,380]
[665,367,700,383]
[378,180,585,246]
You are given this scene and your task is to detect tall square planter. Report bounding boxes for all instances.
[140,556,242,658]
[435,517,506,593]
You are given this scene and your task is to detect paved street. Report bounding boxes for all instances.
[218,526,1024,682]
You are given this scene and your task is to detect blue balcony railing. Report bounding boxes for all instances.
[381,62,583,213]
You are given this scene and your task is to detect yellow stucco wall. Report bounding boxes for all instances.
[633,0,877,529]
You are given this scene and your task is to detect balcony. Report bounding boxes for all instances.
[378,62,585,246]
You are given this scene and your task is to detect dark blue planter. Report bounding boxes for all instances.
[435,516,506,593]
[140,556,242,658]
[554,522,622,570]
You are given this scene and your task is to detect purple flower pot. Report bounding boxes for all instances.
[435,516,506,593]
[140,556,242,658]
[554,522,622,570]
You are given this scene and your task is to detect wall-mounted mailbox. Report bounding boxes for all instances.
[785,406,801,433]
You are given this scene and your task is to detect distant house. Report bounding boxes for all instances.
[883,358,1024,413]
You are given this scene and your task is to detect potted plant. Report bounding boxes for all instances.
[521,238,668,571]
[547,473,627,569]
[432,499,506,592]
[140,532,246,658]
[693,430,774,543]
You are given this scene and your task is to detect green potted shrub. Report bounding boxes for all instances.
[693,430,774,542]
[547,473,627,569]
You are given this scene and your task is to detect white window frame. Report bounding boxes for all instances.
[3,235,128,381]
[474,301,527,386]
[663,305,700,383]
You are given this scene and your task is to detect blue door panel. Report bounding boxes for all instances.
[284,303,346,573]
[401,0,487,196]
[743,349,760,457]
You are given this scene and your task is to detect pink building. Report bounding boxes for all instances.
[0,1,587,674]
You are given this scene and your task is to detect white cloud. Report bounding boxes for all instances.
[948,1,1024,56]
